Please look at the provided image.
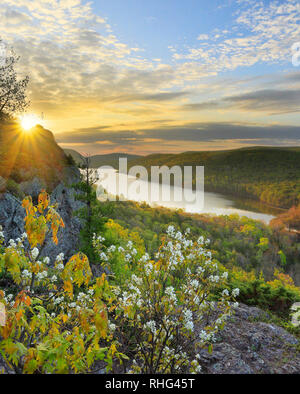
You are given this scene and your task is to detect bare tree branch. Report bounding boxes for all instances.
[0,39,29,120]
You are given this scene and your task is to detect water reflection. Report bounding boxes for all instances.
[96,169,282,224]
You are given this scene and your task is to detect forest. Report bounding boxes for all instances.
[125,147,300,209]
[72,178,300,318]
[90,199,300,284]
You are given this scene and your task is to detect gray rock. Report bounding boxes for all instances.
[0,176,6,192]
[41,183,85,262]
[0,184,84,263]
[19,177,46,200]
[195,303,300,374]
[0,355,15,374]
[208,344,254,374]
[62,166,81,186]
[0,192,25,240]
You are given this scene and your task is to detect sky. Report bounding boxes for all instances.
[0,0,299,155]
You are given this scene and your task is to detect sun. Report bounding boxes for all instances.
[20,114,39,131]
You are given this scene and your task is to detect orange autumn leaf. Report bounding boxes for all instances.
[25,296,31,307]
[62,253,92,287]
[46,208,65,245]
[94,310,108,338]
[16,309,24,322]
[22,192,64,248]
[37,190,50,213]
[0,320,13,339]
[110,343,117,357]
[63,280,73,298]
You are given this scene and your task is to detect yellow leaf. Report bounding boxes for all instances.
[63,280,73,298]
[110,343,117,357]
[62,314,69,323]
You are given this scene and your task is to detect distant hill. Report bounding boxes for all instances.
[129,146,300,167]
[64,146,300,209]
[127,147,300,209]
[64,149,141,168]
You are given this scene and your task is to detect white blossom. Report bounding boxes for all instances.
[165,286,177,303]
[56,253,64,262]
[222,271,228,280]
[31,247,39,260]
[222,289,229,297]
[145,320,156,335]
[232,288,240,297]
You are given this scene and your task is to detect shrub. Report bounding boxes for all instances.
[0,191,124,374]
[226,266,300,317]
[94,226,239,373]
[5,179,24,200]
[0,192,240,374]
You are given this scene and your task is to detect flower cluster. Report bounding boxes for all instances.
[114,226,237,374]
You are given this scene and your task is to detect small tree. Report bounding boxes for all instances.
[0,40,29,120]
[81,155,98,235]
[75,154,111,264]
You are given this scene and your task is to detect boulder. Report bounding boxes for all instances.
[0,192,25,240]
[195,303,300,374]
[41,183,85,263]
[19,177,46,200]
[62,166,81,186]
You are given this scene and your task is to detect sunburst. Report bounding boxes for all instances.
[20,114,39,131]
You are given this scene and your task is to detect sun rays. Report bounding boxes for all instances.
[20,114,40,131]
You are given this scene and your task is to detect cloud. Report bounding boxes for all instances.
[0,0,181,114]
[179,85,300,115]
[180,102,220,111]
[0,0,299,154]
[57,121,300,148]
[106,91,190,103]
[4,9,32,24]
[2,0,297,115]
[173,0,300,73]
[223,89,300,114]
[197,34,209,40]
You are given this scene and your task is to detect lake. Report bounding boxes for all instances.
[95,169,283,224]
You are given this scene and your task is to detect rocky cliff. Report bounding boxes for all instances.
[0,119,84,262]
[0,120,74,193]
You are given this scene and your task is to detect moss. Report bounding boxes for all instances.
[5,179,25,199]
[248,308,300,339]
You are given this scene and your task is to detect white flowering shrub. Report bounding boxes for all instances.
[93,219,145,285]
[0,192,125,374]
[0,192,239,375]
[94,225,239,374]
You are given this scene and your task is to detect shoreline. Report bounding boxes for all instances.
[106,168,289,217]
